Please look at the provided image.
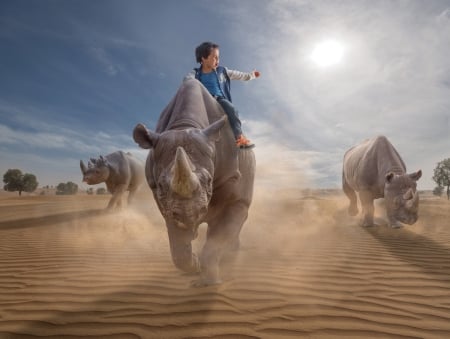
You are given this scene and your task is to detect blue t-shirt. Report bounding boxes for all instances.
[199,71,224,97]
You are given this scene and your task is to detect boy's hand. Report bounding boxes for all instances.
[254,70,261,78]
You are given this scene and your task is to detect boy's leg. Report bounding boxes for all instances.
[217,98,242,139]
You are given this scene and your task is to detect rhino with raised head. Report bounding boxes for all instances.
[342,136,422,228]
[80,151,145,210]
[133,79,255,287]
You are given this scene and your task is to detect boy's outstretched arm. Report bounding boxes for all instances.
[226,68,261,81]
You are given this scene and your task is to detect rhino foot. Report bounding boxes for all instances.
[190,266,222,287]
[361,220,377,227]
[190,277,222,288]
[389,222,403,229]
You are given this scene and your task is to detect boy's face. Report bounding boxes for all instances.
[201,48,219,71]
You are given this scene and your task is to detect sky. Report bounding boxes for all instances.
[1,0,449,191]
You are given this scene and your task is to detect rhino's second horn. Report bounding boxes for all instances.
[403,188,414,200]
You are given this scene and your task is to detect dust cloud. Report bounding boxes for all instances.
[2,161,449,338]
[2,159,445,283]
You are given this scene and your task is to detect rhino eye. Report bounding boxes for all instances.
[172,211,182,221]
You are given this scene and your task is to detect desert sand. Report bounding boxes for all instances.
[0,188,449,339]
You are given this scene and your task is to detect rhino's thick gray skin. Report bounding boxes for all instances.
[342,136,422,228]
[133,79,255,286]
[80,151,145,210]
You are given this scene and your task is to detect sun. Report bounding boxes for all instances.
[311,39,344,67]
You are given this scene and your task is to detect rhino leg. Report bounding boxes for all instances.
[343,176,358,216]
[127,188,137,207]
[106,196,117,210]
[106,184,127,210]
[192,201,248,287]
[167,224,200,274]
[359,191,376,227]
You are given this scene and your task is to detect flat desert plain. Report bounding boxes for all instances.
[0,189,449,339]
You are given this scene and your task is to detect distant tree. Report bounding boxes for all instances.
[86,187,94,195]
[432,186,443,197]
[22,173,38,193]
[3,169,38,196]
[56,181,78,195]
[432,158,450,200]
[96,187,107,195]
[56,183,65,195]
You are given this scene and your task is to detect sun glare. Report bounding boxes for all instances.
[311,40,344,67]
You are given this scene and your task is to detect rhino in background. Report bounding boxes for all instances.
[342,136,422,228]
[80,151,145,210]
[133,79,255,287]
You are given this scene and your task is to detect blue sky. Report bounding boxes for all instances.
[1,0,449,191]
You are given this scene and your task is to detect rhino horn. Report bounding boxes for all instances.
[99,155,108,167]
[406,190,419,210]
[80,160,87,174]
[89,158,97,168]
[403,188,413,200]
[170,147,199,198]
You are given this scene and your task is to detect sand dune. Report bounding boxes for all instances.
[0,191,449,338]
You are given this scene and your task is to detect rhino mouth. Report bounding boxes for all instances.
[403,216,418,225]
[171,219,200,240]
[84,178,100,185]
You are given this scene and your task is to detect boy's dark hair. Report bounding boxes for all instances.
[195,41,219,63]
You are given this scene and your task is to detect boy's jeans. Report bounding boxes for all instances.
[217,97,242,139]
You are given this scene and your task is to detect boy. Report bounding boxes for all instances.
[184,41,260,148]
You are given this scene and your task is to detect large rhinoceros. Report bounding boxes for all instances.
[133,79,255,287]
[342,136,422,228]
[80,151,145,210]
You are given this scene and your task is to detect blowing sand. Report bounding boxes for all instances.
[0,189,449,338]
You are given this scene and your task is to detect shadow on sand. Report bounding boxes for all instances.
[0,209,106,230]
[363,225,450,283]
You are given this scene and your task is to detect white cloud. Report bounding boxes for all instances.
[2,1,449,192]
[223,1,450,190]
[248,119,343,189]
[89,47,122,76]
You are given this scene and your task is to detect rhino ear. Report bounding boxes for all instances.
[409,169,422,181]
[202,116,227,142]
[99,155,109,167]
[133,123,159,149]
[385,172,395,183]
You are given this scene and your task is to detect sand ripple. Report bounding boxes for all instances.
[0,194,449,338]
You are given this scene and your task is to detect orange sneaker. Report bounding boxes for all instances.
[236,135,255,149]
